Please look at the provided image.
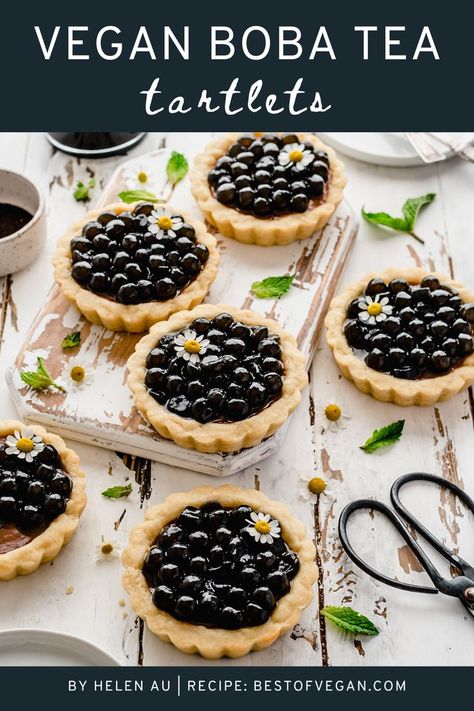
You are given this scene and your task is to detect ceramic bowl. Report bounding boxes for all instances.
[0,169,46,277]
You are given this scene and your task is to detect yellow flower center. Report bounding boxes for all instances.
[16,437,34,453]
[70,365,86,383]
[325,404,342,422]
[101,543,114,555]
[137,171,148,184]
[157,216,173,231]
[289,149,304,163]
[308,476,327,495]
[255,520,271,534]
[367,302,382,316]
[184,339,201,354]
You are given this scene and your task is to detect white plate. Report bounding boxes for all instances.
[0,629,121,666]
[318,132,455,167]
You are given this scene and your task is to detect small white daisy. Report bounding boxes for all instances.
[297,473,337,504]
[278,143,315,171]
[95,536,121,563]
[246,511,281,544]
[5,427,45,463]
[173,329,210,364]
[358,295,393,325]
[123,164,156,191]
[318,402,352,433]
[148,207,183,237]
[61,357,94,388]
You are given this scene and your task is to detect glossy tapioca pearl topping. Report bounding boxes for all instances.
[70,203,210,305]
[0,429,72,535]
[145,313,285,423]
[208,133,330,218]
[143,502,300,630]
[343,275,474,380]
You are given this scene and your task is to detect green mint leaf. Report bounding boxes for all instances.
[250,274,296,299]
[360,419,405,454]
[166,151,189,187]
[73,178,96,203]
[101,483,132,499]
[402,192,436,231]
[61,331,81,349]
[361,209,408,233]
[321,606,379,636]
[118,189,160,204]
[20,357,65,392]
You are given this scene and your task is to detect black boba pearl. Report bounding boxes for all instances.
[118,281,142,304]
[176,223,196,240]
[118,212,134,229]
[215,526,232,545]
[167,396,191,417]
[256,550,276,571]
[189,318,210,336]
[112,250,130,271]
[347,298,364,318]
[89,272,110,293]
[458,333,474,355]
[254,169,271,185]
[231,162,249,178]
[82,221,102,238]
[281,550,300,579]
[216,155,234,170]
[0,496,17,519]
[389,278,410,294]
[261,357,283,374]
[429,320,449,339]
[442,338,458,357]
[431,289,451,306]
[121,233,139,253]
[92,234,110,253]
[227,383,244,399]
[267,570,290,596]
[395,332,415,351]
[392,366,419,380]
[235,174,253,190]
[225,398,250,421]
[460,303,474,323]
[290,193,309,212]
[189,556,207,575]
[152,585,174,611]
[159,524,184,547]
[199,591,220,618]
[273,189,291,211]
[193,244,209,264]
[70,236,91,254]
[262,141,279,158]
[191,398,215,423]
[227,587,248,609]
[209,545,225,567]
[124,262,144,281]
[144,546,164,569]
[412,286,432,302]
[166,375,185,396]
[189,530,209,551]
[371,333,392,352]
[389,347,407,367]
[311,160,329,179]
[411,348,428,369]
[430,350,451,372]
[134,202,155,217]
[174,596,196,620]
[236,151,255,166]
[37,445,61,467]
[111,273,128,292]
[238,187,255,209]
[206,328,226,344]
[437,306,456,323]
[244,603,270,626]
[50,472,72,497]
[263,372,283,395]
[290,180,308,195]
[253,197,272,216]
[394,291,412,309]
[365,348,386,371]
[307,174,325,197]
[449,295,463,310]
[157,563,181,586]
[240,567,262,591]
[399,307,416,324]
[179,575,202,595]
[146,348,168,368]
[155,278,177,299]
[230,322,252,339]
[421,275,441,290]
[105,219,126,238]
[257,183,273,200]
[258,338,281,358]
[452,318,471,335]
[365,278,387,297]
[19,504,43,529]
[233,367,252,385]
[176,237,195,254]
[273,177,289,191]
[252,586,276,610]
[187,380,205,399]
[420,336,436,354]
[224,338,246,356]
[206,388,225,409]
[208,169,224,186]
[44,493,66,518]
[221,607,244,630]
[134,248,150,267]
[407,318,425,337]
[0,477,17,496]
[27,480,46,502]
[71,261,92,283]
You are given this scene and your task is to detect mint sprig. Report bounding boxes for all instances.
[166,151,189,187]
[118,189,160,204]
[321,606,379,636]
[362,192,436,244]
[250,274,296,299]
[73,178,96,203]
[20,357,65,392]
[61,331,81,350]
[101,483,132,499]
[360,419,405,454]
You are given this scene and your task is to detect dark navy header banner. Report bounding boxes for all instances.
[0,0,471,130]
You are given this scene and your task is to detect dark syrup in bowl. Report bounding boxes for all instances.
[0,203,33,239]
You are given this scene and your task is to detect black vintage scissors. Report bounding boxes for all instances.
[339,472,474,617]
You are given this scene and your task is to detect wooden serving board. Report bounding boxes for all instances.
[7,147,358,476]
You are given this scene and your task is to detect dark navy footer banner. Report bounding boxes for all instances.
[0,667,466,709]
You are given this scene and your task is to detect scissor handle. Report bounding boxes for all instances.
[339,499,440,594]
[391,472,474,579]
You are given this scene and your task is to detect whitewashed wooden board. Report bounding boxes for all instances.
[6,148,357,476]
[0,133,473,668]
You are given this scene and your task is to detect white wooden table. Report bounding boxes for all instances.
[0,133,473,667]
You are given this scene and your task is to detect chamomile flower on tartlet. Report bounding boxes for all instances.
[148,207,183,237]
[5,427,45,463]
[173,329,210,363]
[358,294,393,325]
[246,511,281,544]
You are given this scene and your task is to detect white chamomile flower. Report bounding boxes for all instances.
[298,473,336,504]
[319,402,352,433]
[358,294,393,325]
[148,207,183,237]
[95,536,121,563]
[5,427,44,463]
[173,329,210,364]
[278,142,315,171]
[246,511,281,544]
[61,357,94,388]
[123,164,156,190]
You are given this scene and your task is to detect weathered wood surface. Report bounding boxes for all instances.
[6,148,357,475]
[0,133,473,667]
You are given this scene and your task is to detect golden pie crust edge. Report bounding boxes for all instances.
[325,267,474,406]
[190,132,346,246]
[126,303,308,453]
[0,420,86,580]
[52,202,220,333]
[122,484,317,659]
